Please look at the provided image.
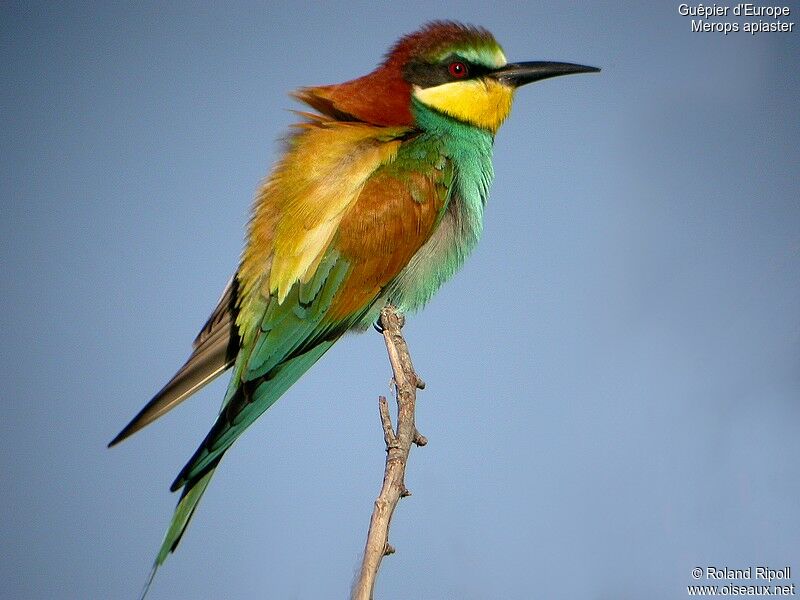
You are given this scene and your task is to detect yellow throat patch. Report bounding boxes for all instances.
[413,78,515,133]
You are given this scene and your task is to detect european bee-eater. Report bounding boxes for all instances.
[111,20,598,591]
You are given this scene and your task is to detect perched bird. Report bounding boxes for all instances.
[111,20,598,592]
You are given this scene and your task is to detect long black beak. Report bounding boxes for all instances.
[490,61,600,88]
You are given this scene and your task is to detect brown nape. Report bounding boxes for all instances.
[292,21,498,128]
[293,67,413,127]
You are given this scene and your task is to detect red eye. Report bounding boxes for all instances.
[448,61,468,78]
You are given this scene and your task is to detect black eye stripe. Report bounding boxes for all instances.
[402,56,491,88]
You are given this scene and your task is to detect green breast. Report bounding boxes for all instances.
[383,99,496,314]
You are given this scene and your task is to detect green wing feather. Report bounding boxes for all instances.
[170,250,351,491]
[145,250,352,584]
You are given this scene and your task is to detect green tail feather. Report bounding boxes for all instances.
[139,467,217,599]
[140,253,352,597]
[139,339,337,598]
[171,339,337,491]
[157,468,216,564]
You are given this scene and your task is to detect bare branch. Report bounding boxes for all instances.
[352,305,425,600]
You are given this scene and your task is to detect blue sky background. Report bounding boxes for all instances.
[2,2,799,599]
